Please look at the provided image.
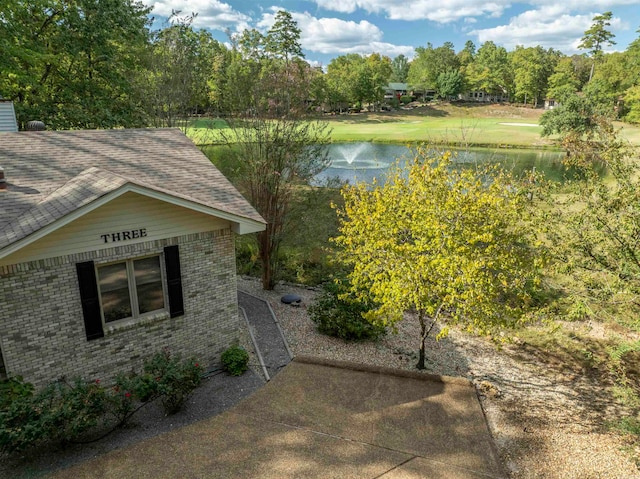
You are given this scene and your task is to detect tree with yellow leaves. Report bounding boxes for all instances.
[333,149,544,369]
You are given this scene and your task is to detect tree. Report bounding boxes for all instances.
[220,118,331,290]
[390,54,410,83]
[333,150,542,369]
[546,57,581,102]
[220,11,332,289]
[465,41,512,98]
[545,118,640,315]
[147,14,219,130]
[265,10,303,67]
[0,0,152,129]
[509,46,557,106]
[436,70,463,99]
[579,11,616,82]
[540,94,598,138]
[408,42,459,92]
[458,40,476,67]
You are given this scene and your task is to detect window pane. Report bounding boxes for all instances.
[98,262,132,322]
[134,257,164,314]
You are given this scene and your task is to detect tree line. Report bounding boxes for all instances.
[3,4,640,129]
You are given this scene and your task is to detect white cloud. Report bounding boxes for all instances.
[470,7,626,52]
[314,0,511,23]
[259,10,414,57]
[142,0,251,32]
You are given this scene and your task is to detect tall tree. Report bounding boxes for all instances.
[390,54,410,83]
[579,11,616,82]
[436,70,464,99]
[465,41,512,98]
[510,46,557,106]
[334,150,542,369]
[265,10,304,68]
[0,0,152,129]
[220,11,332,289]
[148,14,219,129]
[546,57,581,102]
[408,42,459,93]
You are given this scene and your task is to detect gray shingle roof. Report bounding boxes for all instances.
[0,128,264,250]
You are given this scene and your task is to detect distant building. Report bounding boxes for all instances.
[459,91,509,103]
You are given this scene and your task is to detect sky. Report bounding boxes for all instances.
[140,0,640,67]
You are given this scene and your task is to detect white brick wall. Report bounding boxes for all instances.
[0,229,239,388]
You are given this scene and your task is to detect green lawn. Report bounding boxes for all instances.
[186,104,640,148]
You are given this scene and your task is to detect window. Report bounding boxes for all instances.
[97,256,165,323]
[77,245,183,341]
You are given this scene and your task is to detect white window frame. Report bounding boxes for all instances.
[96,255,167,326]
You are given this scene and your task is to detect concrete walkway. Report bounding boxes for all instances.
[238,290,293,380]
[51,356,506,479]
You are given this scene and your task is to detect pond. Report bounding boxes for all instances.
[314,142,571,185]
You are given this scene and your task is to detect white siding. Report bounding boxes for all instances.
[1,192,230,265]
[0,102,18,132]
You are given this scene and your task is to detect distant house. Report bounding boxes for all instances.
[0,128,265,387]
[384,83,409,100]
[0,101,18,132]
[544,99,559,110]
[459,91,509,103]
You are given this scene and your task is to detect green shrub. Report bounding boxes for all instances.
[0,378,107,454]
[221,346,249,376]
[0,376,33,410]
[143,350,203,415]
[400,95,412,105]
[0,350,204,454]
[308,280,386,341]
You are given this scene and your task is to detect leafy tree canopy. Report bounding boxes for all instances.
[333,150,543,369]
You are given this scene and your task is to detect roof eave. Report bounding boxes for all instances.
[0,184,266,262]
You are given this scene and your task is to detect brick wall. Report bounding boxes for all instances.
[0,229,239,388]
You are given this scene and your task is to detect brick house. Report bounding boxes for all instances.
[0,128,265,387]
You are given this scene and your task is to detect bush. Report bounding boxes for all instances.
[308,280,386,341]
[400,95,412,105]
[142,350,203,414]
[221,346,249,376]
[0,350,204,454]
[0,378,107,454]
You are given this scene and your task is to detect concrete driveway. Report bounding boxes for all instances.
[51,357,506,479]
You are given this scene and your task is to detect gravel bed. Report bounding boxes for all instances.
[238,276,640,479]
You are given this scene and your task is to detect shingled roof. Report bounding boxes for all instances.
[0,128,265,251]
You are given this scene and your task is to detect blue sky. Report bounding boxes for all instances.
[141,0,640,67]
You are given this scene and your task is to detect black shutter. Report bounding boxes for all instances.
[164,245,184,318]
[76,261,104,341]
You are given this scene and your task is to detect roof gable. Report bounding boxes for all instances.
[0,129,265,256]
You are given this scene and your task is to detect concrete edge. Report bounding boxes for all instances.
[237,289,295,359]
[239,305,270,381]
[292,355,474,388]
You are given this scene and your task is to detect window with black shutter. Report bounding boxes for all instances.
[77,248,183,339]
[76,261,105,340]
[164,245,184,318]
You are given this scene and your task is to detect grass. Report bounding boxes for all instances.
[187,103,640,148]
